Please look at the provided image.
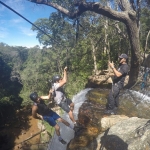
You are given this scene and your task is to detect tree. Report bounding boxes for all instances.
[28,0,143,87]
[140,7,150,61]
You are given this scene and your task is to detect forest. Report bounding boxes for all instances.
[0,0,150,149]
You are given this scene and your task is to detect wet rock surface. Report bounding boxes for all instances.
[9,87,150,150]
[67,88,150,150]
[67,89,108,150]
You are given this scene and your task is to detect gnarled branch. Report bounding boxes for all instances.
[28,0,132,22]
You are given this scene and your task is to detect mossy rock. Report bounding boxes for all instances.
[87,89,108,105]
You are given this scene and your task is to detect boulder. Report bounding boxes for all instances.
[96,117,150,150]
[101,115,129,131]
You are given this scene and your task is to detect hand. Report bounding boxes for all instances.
[64,66,67,71]
[109,61,114,69]
[39,115,43,120]
[38,114,43,120]
[49,89,53,94]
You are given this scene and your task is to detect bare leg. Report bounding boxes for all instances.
[57,118,70,126]
[54,122,67,144]
[70,102,74,111]
[54,124,60,136]
[68,102,76,123]
[68,110,76,123]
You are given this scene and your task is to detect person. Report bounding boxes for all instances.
[105,53,129,115]
[30,91,74,144]
[51,67,77,127]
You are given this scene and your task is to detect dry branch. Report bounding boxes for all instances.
[15,129,46,145]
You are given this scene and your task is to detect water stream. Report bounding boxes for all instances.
[46,86,150,150]
[47,88,92,150]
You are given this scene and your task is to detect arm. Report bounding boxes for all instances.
[109,61,122,77]
[40,89,53,100]
[57,66,67,87]
[112,68,122,77]
[32,105,43,120]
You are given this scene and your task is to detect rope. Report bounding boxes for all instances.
[0,0,73,78]
[0,1,73,51]
[0,1,52,39]
[0,4,71,149]
[0,0,101,73]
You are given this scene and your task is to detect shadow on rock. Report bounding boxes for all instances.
[100,129,128,150]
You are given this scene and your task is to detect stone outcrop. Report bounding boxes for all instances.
[96,116,150,150]
[67,88,150,150]
[101,115,129,131]
[85,70,113,88]
[85,69,129,88]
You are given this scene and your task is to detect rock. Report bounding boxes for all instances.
[101,115,129,131]
[96,117,150,150]
[85,70,114,88]
[67,88,150,150]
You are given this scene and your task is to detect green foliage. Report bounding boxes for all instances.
[0,2,150,128]
[0,45,24,126]
[140,8,150,54]
[42,120,55,135]
[97,58,108,70]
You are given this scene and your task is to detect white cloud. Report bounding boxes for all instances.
[19,26,37,36]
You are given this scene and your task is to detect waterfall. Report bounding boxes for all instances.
[47,88,92,150]
[122,89,150,103]
[129,90,150,103]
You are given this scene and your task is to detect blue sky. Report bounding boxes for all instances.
[0,0,56,48]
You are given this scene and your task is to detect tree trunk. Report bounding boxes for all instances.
[29,0,141,88]
[125,19,140,87]
[144,30,150,62]
[104,19,108,55]
[90,39,98,74]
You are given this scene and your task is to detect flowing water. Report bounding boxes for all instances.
[46,85,150,150]
[115,86,150,119]
[47,88,92,150]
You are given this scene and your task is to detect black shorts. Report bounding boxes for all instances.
[58,98,72,113]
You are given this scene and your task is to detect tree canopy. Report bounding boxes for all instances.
[0,0,150,133]
[28,0,147,86]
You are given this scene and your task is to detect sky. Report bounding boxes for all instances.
[0,0,56,48]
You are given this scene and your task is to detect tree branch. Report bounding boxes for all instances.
[118,0,131,11]
[137,0,141,27]
[28,0,131,22]
[130,0,136,11]
[28,0,71,16]
[144,30,150,61]
[15,129,46,146]
[108,21,127,38]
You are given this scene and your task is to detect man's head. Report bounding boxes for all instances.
[30,92,39,102]
[118,53,128,64]
[52,75,62,83]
